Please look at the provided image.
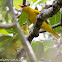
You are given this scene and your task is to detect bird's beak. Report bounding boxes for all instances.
[18,5,25,9]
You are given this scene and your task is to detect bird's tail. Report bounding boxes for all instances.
[50,30,60,40]
[41,21,61,40]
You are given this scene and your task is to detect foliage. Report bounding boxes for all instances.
[13,0,22,9]
[19,11,31,27]
[27,41,44,62]
[31,41,44,61]
[0,0,62,62]
[49,11,62,32]
[0,0,7,10]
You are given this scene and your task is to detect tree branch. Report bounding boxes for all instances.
[7,0,37,62]
[27,0,62,42]
[0,23,15,29]
[23,0,26,5]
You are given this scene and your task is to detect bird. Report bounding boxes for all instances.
[22,21,29,35]
[19,5,60,40]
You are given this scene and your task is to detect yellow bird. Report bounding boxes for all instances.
[19,5,60,40]
[22,21,29,35]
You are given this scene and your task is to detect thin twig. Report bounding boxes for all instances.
[0,23,15,29]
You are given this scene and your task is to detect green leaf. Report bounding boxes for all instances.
[6,28,15,34]
[0,36,14,59]
[0,23,12,34]
[53,26,62,33]
[49,11,60,25]
[0,36,13,50]
[49,11,62,32]
[42,40,56,51]
[43,48,57,60]
[1,10,8,22]
[0,0,7,10]
[13,0,22,9]
[0,36,13,49]
[0,29,9,34]
[0,36,12,43]
[0,35,22,58]
[43,40,55,47]
[27,41,44,62]
[7,40,22,55]
[8,13,12,20]
[0,42,3,47]
[7,34,22,55]
[19,11,31,27]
